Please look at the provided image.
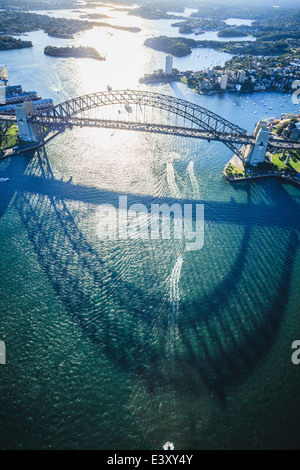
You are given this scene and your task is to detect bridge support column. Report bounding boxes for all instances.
[15,102,39,143]
[241,121,270,166]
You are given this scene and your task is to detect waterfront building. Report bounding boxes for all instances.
[281,113,295,120]
[4,91,40,105]
[0,66,8,86]
[1,98,53,114]
[165,55,173,76]
[201,81,213,91]
[254,85,266,91]
[219,75,228,90]
[237,70,246,83]
[290,122,300,141]
[0,85,22,96]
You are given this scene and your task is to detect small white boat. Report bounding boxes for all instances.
[0,178,9,182]
[163,442,175,450]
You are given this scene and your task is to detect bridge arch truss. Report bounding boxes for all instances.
[36,90,249,154]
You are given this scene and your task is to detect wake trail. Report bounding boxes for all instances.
[167,254,184,429]
[166,162,181,198]
[187,161,200,199]
[169,255,184,329]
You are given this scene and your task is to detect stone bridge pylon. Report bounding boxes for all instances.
[240,121,270,165]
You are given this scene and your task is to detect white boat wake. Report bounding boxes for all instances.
[166,162,181,198]
[187,162,200,199]
[170,255,184,326]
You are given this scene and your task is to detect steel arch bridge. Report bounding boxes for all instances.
[33,90,250,154]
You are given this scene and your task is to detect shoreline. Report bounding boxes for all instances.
[223,168,300,187]
[0,129,65,161]
[140,74,295,97]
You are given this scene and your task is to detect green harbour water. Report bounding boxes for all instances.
[0,6,300,450]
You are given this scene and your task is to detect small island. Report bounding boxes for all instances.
[0,36,32,51]
[94,23,141,33]
[144,37,197,57]
[217,29,248,38]
[171,18,227,35]
[128,6,185,20]
[80,13,112,20]
[44,46,106,61]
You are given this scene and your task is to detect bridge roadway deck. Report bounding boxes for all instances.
[1,115,300,151]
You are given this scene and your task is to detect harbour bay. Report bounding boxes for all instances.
[0,3,299,451]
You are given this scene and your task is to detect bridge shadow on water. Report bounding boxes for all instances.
[1,148,300,409]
